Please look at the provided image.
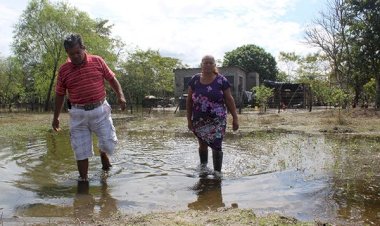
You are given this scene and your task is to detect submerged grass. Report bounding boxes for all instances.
[0,113,55,140]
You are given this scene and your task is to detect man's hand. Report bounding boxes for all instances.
[118,97,127,111]
[52,118,60,132]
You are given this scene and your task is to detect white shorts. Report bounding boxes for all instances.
[69,100,118,160]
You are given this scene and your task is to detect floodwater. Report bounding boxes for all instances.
[0,118,379,225]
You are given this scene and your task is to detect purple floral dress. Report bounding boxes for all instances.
[188,73,231,151]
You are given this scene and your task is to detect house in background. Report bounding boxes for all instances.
[263,80,312,111]
[174,66,259,109]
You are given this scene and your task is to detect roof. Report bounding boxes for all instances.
[263,80,306,89]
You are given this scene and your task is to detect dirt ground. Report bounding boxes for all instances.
[122,107,380,136]
[0,107,379,225]
[4,208,319,226]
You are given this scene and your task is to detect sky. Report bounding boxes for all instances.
[0,0,326,67]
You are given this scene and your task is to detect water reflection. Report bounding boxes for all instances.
[74,179,118,220]
[15,178,119,219]
[188,177,225,210]
[74,181,95,219]
[325,135,380,225]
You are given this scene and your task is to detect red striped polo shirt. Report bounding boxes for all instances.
[55,53,115,104]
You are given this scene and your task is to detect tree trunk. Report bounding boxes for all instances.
[44,62,58,111]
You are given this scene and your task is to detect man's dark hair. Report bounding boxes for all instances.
[63,34,85,50]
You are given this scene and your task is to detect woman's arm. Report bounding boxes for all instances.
[186,87,193,130]
[223,88,239,131]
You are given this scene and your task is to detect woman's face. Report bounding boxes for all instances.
[201,57,215,74]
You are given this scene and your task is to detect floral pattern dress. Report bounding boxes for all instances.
[188,73,231,151]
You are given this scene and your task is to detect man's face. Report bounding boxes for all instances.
[66,43,85,65]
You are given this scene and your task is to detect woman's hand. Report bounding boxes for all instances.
[232,117,239,131]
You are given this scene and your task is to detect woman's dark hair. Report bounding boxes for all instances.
[63,34,85,50]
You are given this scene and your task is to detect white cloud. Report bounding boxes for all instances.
[1,0,323,67]
[0,1,25,56]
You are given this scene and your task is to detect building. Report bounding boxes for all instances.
[174,67,259,106]
[263,80,312,110]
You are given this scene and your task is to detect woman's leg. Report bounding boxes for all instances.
[212,148,223,173]
[197,138,208,165]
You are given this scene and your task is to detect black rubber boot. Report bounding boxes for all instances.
[212,150,223,173]
[199,149,208,165]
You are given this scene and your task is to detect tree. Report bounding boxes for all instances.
[296,53,331,81]
[278,52,330,82]
[305,0,378,108]
[223,44,278,82]
[0,56,25,111]
[119,49,183,105]
[12,0,118,111]
[346,0,380,109]
[278,52,300,81]
[363,78,376,106]
[305,0,353,90]
[252,85,274,113]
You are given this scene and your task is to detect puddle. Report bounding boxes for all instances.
[0,125,379,225]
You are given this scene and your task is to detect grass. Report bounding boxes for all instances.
[1,108,379,140]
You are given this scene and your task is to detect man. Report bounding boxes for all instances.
[52,34,126,181]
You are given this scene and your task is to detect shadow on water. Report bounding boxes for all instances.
[13,177,119,221]
[188,177,225,210]
[0,124,379,225]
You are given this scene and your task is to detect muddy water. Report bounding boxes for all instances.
[0,126,379,225]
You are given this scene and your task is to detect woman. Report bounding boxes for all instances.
[186,55,239,174]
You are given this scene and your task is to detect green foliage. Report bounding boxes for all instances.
[12,0,118,110]
[308,80,331,106]
[346,0,380,108]
[120,49,183,104]
[278,51,300,81]
[363,78,376,104]
[252,85,274,112]
[0,56,25,108]
[223,44,278,82]
[305,0,380,108]
[297,53,329,80]
[278,51,331,106]
[330,87,349,108]
[276,71,289,82]
[278,52,330,85]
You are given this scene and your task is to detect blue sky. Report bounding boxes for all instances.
[0,0,327,67]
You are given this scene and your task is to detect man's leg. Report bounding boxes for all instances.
[91,102,117,171]
[77,158,89,181]
[70,110,93,181]
[100,150,112,170]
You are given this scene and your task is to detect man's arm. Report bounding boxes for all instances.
[52,94,65,131]
[108,77,126,111]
